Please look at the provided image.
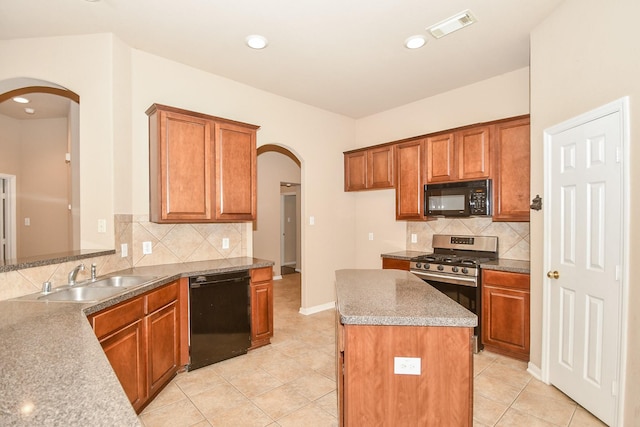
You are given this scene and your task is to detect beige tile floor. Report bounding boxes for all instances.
[139,273,606,427]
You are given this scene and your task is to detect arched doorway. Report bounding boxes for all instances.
[254,144,302,277]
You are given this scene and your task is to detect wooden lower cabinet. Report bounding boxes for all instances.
[250,267,274,349]
[481,270,530,360]
[381,257,410,271]
[337,322,473,426]
[87,280,180,413]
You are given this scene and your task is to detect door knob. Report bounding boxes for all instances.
[547,270,560,279]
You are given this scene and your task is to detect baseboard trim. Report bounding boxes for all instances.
[272,275,283,281]
[299,301,335,315]
[527,362,543,381]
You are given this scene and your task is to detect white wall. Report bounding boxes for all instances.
[530,0,640,423]
[352,68,531,268]
[0,34,116,251]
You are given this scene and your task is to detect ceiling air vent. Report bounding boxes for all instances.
[428,10,477,39]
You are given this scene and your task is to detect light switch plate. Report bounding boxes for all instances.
[121,243,128,257]
[142,241,152,255]
[394,357,421,375]
[222,238,230,249]
[411,233,417,243]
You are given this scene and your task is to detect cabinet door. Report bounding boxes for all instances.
[344,151,367,191]
[426,133,456,183]
[147,301,180,397]
[481,270,530,360]
[492,117,530,221]
[367,145,394,189]
[395,139,426,220]
[214,121,257,221]
[100,320,147,411]
[381,257,410,271]
[458,126,491,180]
[250,281,273,348]
[150,109,213,222]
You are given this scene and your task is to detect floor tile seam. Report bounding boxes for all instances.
[476,371,532,392]
[507,380,575,427]
[294,400,339,421]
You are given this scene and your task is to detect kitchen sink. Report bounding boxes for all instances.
[88,275,157,288]
[38,286,125,302]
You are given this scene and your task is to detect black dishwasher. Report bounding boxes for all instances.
[188,270,251,371]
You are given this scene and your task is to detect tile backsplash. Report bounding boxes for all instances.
[0,215,250,301]
[406,217,529,261]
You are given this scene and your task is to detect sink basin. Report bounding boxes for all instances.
[38,286,125,302]
[88,275,157,288]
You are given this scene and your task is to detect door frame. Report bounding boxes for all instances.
[541,97,629,425]
[0,174,17,260]
[280,192,298,270]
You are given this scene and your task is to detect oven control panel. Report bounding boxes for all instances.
[450,236,474,245]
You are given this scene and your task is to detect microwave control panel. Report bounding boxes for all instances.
[469,190,488,215]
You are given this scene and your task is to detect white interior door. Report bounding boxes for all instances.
[544,101,626,426]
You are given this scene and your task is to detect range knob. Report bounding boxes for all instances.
[415,262,422,269]
[462,267,469,274]
[437,265,444,271]
[424,263,431,270]
[452,266,459,273]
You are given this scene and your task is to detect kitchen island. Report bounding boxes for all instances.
[0,257,273,427]
[335,269,476,426]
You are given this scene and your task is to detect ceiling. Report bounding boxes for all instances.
[0,0,562,118]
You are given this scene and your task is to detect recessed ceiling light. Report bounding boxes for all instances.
[246,35,268,49]
[404,35,427,49]
[428,10,477,39]
[12,96,30,104]
[24,107,35,115]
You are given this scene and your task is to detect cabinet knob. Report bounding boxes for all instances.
[547,270,560,279]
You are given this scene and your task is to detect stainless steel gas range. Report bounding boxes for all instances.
[410,234,498,353]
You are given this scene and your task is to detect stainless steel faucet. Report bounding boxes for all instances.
[68,263,85,286]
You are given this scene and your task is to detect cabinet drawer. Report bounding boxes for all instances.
[147,281,179,313]
[91,297,145,339]
[483,270,529,290]
[251,267,272,283]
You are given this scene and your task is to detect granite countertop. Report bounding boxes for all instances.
[380,250,428,260]
[335,269,476,328]
[0,257,273,427]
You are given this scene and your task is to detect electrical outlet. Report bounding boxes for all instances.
[411,233,417,243]
[98,219,107,233]
[142,241,152,255]
[24,217,30,226]
[121,243,128,257]
[222,238,230,249]
[309,216,315,225]
[368,232,374,241]
[394,357,421,375]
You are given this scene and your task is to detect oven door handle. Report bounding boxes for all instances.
[411,270,478,287]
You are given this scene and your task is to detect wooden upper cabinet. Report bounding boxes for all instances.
[492,117,530,221]
[458,126,491,180]
[214,121,257,221]
[395,139,426,220]
[147,104,259,223]
[344,145,394,191]
[149,108,213,222]
[344,151,367,191]
[426,133,456,183]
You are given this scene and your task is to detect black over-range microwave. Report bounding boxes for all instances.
[424,179,491,217]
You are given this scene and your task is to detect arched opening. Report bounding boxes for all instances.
[254,144,303,308]
[0,81,80,262]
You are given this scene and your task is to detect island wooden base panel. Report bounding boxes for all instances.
[339,324,473,426]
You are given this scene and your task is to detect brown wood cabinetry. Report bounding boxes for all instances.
[492,117,530,221]
[381,257,410,271]
[427,126,491,183]
[337,322,472,426]
[426,132,456,183]
[87,280,180,413]
[249,267,274,349]
[458,125,491,180]
[344,145,394,191]
[147,104,259,223]
[395,139,426,220]
[481,269,530,361]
